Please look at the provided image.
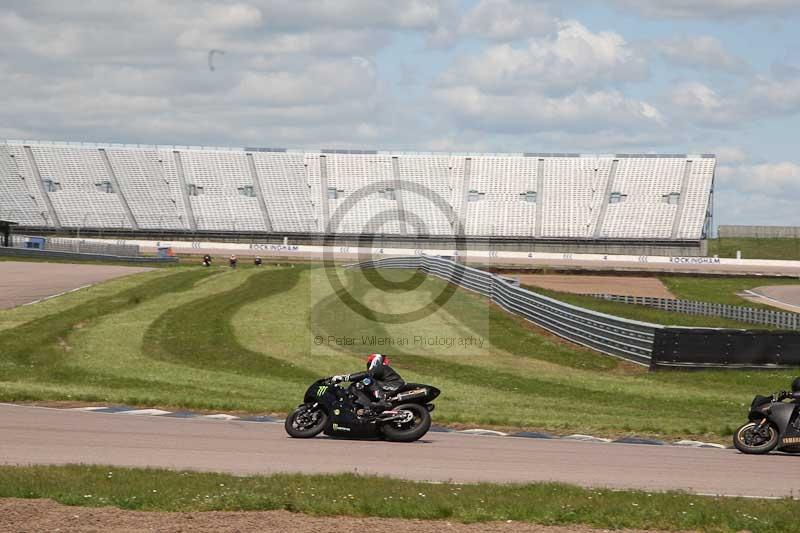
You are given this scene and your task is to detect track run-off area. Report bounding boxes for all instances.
[1,404,797,499]
[1,262,799,441]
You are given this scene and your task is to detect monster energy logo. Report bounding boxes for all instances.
[316,385,329,397]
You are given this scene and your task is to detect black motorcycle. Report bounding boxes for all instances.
[733,392,800,454]
[285,377,440,442]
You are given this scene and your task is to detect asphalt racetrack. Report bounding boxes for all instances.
[0,262,152,309]
[2,404,796,499]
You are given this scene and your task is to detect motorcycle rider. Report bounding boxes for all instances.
[774,377,800,401]
[331,353,405,414]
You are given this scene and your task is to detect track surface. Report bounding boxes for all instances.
[0,262,152,309]
[743,285,800,312]
[2,405,797,498]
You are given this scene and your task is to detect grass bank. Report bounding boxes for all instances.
[524,274,800,327]
[709,237,800,260]
[525,286,764,329]
[1,265,797,440]
[0,465,796,532]
[660,275,800,307]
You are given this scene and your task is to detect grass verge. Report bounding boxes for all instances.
[1,265,797,440]
[0,465,796,532]
[709,237,800,260]
[523,286,772,329]
[660,275,800,308]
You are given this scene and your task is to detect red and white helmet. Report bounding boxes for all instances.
[366,353,390,369]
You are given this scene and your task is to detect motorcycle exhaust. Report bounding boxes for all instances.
[392,388,427,402]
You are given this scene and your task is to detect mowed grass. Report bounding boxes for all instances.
[709,237,800,260]
[661,275,800,307]
[525,274,800,328]
[0,263,798,440]
[1,465,798,532]
[525,287,767,329]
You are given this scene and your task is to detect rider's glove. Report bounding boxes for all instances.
[331,375,346,384]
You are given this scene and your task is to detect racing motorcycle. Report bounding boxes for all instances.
[733,391,800,454]
[284,377,440,442]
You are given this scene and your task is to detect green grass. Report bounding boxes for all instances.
[0,465,797,532]
[709,237,800,260]
[1,264,798,440]
[525,286,767,329]
[661,275,800,307]
[523,274,800,328]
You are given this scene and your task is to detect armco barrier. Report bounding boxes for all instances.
[349,256,800,369]
[0,247,178,263]
[349,255,659,365]
[588,293,800,331]
[11,235,141,256]
[652,329,800,369]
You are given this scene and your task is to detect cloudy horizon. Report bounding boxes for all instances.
[1,0,799,228]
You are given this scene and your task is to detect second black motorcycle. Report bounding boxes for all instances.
[284,377,440,442]
[733,386,800,455]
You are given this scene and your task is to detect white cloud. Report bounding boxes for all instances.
[656,36,748,73]
[714,161,800,226]
[439,21,647,96]
[433,86,663,134]
[459,0,558,41]
[710,146,748,164]
[720,161,800,198]
[668,71,800,127]
[605,0,800,18]
[233,58,376,106]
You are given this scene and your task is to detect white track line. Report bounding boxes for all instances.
[21,284,92,307]
[119,409,173,416]
[742,289,800,312]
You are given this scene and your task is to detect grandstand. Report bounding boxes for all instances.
[0,140,715,254]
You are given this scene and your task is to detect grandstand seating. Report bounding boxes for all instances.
[599,157,685,239]
[0,141,715,240]
[104,148,186,230]
[27,145,132,228]
[0,145,49,226]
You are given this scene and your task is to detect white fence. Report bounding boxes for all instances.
[348,255,660,365]
[11,235,140,256]
[588,294,800,330]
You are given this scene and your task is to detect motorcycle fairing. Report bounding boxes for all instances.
[323,401,379,438]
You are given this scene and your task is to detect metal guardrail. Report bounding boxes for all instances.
[0,247,176,263]
[11,235,140,256]
[588,294,800,331]
[348,255,659,365]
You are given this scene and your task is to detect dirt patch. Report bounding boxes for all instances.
[514,274,675,299]
[0,498,675,533]
[0,262,152,309]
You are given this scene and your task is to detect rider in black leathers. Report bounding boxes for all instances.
[332,353,405,413]
[775,377,800,402]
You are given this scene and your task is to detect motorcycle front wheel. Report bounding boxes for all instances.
[285,405,328,438]
[733,421,779,454]
[381,403,431,442]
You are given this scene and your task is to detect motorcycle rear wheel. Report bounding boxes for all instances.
[285,406,328,438]
[733,421,779,454]
[381,403,431,442]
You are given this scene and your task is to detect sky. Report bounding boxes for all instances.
[1,0,799,228]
